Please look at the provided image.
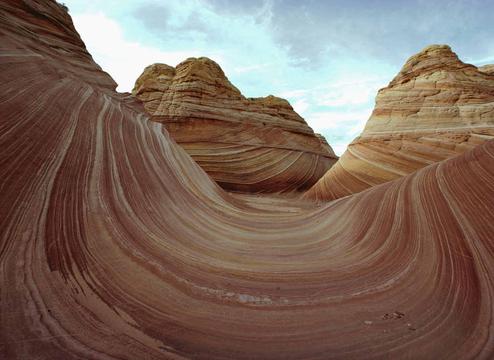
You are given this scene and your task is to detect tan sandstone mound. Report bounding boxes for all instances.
[306,44,494,201]
[479,64,494,75]
[2,1,494,359]
[132,58,337,193]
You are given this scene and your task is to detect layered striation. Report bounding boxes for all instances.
[2,2,494,359]
[306,45,494,201]
[132,59,337,193]
[479,64,494,76]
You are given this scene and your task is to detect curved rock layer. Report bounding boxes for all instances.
[306,45,494,201]
[132,59,337,193]
[2,2,494,359]
[479,64,494,76]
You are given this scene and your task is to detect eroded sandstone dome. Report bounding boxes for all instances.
[133,57,338,193]
[306,45,494,201]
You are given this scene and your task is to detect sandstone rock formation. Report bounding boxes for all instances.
[132,59,337,193]
[2,2,494,359]
[306,45,494,201]
[479,64,494,75]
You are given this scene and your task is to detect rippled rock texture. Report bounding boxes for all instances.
[2,1,494,359]
[132,58,337,193]
[307,45,494,201]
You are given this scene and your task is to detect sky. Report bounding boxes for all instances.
[63,0,494,155]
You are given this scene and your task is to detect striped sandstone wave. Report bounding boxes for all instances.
[1,1,494,359]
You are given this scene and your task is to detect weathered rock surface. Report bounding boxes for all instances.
[306,45,494,201]
[132,59,337,193]
[2,2,494,359]
[479,64,494,75]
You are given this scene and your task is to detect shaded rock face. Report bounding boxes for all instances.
[3,2,494,359]
[306,45,494,201]
[133,58,337,193]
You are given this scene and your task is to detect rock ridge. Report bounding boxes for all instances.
[133,57,337,193]
[306,44,494,201]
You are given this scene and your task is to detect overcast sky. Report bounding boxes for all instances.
[64,0,494,154]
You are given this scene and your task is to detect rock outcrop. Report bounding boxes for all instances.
[2,2,494,359]
[306,45,494,201]
[132,59,337,193]
[479,64,494,75]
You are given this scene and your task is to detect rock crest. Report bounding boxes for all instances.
[306,45,494,201]
[133,57,337,193]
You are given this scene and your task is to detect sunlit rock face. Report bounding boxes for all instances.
[306,45,494,201]
[2,1,494,359]
[479,64,494,75]
[132,58,338,193]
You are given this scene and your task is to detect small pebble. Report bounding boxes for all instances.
[393,311,404,319]
[364,320,373,325]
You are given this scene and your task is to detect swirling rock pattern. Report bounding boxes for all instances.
[2,2,494,359]
[132,59,337,193]
[306,45,494,201]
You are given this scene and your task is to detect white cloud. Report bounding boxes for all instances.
[233,63,271,74]
[67,6,386,157]
[71,12,209,92]
[467,55,494,66]
[292,98,310,115]
[309,108,374,155]
[330,142,351,156]
[277,89,309,99]
[307,109,372,131]
[317,83,378,107]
